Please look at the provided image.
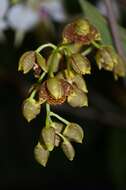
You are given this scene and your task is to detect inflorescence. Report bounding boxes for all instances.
[18,18,126,167]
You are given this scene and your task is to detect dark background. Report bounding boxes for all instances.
[1,0,126,189]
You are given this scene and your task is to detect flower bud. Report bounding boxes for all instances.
[22,98,41,122]
[47,78,64,99]
[96,46,115,71]
[61,79,73,97]
[73,74,88,93]
[63,123,84,143]
[34,142,49,167]
[64,69,75,82]
[35,52,48,72]
[47,51,62,74]
[61,139,75,161]
[18,51,35,74]
[61,71,88,93]
[67,87,88,107]
[41,127,55,151]
[62,18,101,44]
[51,122,64,147]
[56,71,65,80]
[69,54,91,75]
[113,55,126,79]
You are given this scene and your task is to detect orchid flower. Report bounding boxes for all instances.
[0,0,67,45]
[0,0,9,41]
[39,0,66,22]
[7,3,40,45]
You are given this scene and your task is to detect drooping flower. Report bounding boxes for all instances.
[39,0,66,22]
[96,46,115,71]
[68,53,91,75]
[39,78,73,105]
[62,18,101,44]
[63,123,84,143]
[22,98,41,122]
[34,142,50,167]
[61,139,75,161]
[41,126,55,151]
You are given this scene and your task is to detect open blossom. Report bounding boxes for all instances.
[7,4,39,31]
[0,0,9,18]
[40,0,66,22]
[0,0,66,44]
[0,20,8,31]
[0,0,9,39]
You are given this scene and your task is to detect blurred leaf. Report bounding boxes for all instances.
[119,26,126,54]
[79,0,126,54]
[79,0,113,45]
[14,30,25,47]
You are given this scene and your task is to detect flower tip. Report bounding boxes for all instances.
[42,162,47,167]
[83,101,88,107]
[78,139,83,144]
[18,65,21,72]
[27,118,32,123]
[47,144,54,152]
[69,157,74,161]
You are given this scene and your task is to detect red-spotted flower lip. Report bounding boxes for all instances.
[39,79,73,105]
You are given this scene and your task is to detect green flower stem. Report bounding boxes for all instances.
[50,72,54,78]
[46,103,50,114]
[58,44,68,52]
[81,47,93,56]
[35,43,57,53]
[29,72,47,99]
[29,89,36,99]
[48,43,72,78]
[48,49,58,78]
[64,47,72,56]
[58,43,73,52]
[59,45,72,75]
[92,41,101,49]
[48,52,55,77]
[55,131,67,142]
[66,57,71,76]
[38,72,47,83]
[50,112,70,125]
[46,103,52,127]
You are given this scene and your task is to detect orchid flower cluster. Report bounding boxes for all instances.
[0,0,66,44]
[18,18,126,167]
